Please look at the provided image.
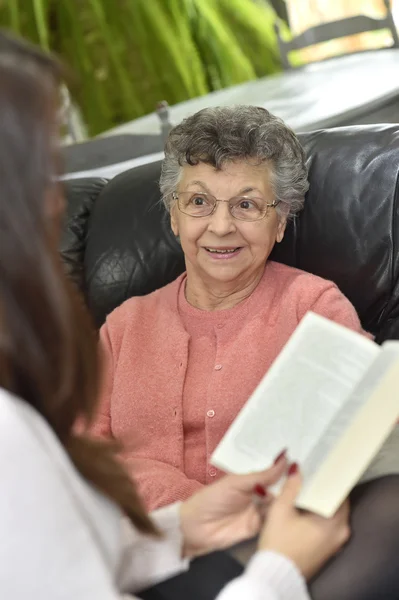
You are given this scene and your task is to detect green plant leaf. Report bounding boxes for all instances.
[0,0,283,135]
[32,0,49,50]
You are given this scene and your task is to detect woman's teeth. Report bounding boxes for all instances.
[205,248,239,254]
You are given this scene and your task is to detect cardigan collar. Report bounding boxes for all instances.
[162,261,280,333]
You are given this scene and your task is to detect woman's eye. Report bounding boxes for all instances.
[239,200,253,210]
[191,195,206,206]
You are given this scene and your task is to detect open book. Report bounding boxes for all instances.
[211,312,399,518]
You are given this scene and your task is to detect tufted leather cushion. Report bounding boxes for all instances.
[60,178,107,290]
[64,125,399,343]
[82,161,185,327]
[271,125,399,343]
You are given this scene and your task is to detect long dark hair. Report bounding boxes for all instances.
[0,31,157,535]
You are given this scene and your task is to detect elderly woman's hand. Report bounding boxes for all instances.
[179,454,287,558]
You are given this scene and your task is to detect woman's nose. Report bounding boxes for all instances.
[207,201,236,235]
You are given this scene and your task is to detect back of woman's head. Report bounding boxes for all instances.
[0,31,156,535]
[0,36,77,424]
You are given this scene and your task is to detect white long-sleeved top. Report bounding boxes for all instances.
[0,388,310,600]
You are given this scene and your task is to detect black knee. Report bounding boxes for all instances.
[310,475,399,600]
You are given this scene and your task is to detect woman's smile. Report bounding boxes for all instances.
[203,246,244,260]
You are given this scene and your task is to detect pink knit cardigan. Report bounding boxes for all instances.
[92,261,366,510]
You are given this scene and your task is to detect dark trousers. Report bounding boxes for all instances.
[140,551,243,600]
[141,475,399,600]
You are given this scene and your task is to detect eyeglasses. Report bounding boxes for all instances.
[172,191,279,222]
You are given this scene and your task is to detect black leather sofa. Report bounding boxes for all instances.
[61,124,399,343]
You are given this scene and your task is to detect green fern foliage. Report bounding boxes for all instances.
[0,0,284,135]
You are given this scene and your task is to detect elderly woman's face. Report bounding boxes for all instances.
[171,161,286,286]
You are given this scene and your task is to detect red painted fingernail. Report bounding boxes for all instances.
[253,484,267,498]
[273,449,287,464]
[288,462,299,476]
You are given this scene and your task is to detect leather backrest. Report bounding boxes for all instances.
[60,178,107,290]
[80,125,399,342]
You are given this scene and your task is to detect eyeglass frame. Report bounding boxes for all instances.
[171,191,280,222]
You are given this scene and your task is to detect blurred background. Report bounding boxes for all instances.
[0,0,399,166]
[1,0,397,140]
[0,0,286,136]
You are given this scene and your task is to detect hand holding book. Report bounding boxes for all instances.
[259,464,350,579]
[212,313,399,517]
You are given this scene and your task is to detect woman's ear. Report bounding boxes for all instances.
[275,207,288,243]
[276,217,287,243]
[170,205,179,237]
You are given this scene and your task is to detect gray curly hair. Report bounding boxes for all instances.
[160,105,309,219]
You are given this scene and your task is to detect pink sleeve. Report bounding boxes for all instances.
[89,322,114,438]
[125,456,203,511]
[304,283,371,338]
[91,320,202,511]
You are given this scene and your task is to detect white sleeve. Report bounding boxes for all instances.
[0,406,126,600]
[216,551,311,600]
[117,502,310,600]
[117,503,190,593]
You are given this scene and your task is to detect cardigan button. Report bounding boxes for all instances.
[214,364,222,370]
[209,468,217,477]
[207,409,215,418]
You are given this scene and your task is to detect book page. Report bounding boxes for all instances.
[211,312,379,474]
[296,345,399,516]
[360,343,399,483]
[300,342,399,484]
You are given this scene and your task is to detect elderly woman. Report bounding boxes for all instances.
[93,106,399,600]
[93,105,367,511]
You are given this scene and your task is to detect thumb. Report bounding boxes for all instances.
[278,465,302,508]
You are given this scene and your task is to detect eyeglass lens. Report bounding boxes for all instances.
[177,192,270,221]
